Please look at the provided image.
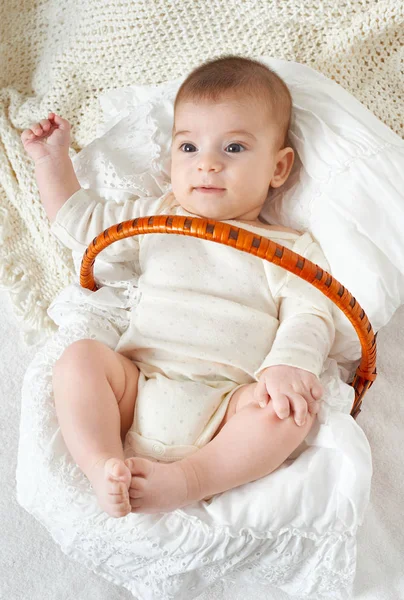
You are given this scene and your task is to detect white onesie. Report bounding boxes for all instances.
[51,189,335,462]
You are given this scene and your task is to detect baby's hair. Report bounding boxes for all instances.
[173,54,292,149]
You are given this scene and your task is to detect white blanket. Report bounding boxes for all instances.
[5,291,404,600]
[16,271,372,598]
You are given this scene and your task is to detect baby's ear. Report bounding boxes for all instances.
[270,147,295,188]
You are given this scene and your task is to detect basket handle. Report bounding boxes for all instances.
[80,214,377,419]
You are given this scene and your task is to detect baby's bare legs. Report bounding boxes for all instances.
[125,382,316,513]
[52,339,140,518]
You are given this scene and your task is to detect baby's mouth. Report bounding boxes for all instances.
[194,186,226,193]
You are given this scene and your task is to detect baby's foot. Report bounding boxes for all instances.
[125,457,203,513]
[88,457,132,518]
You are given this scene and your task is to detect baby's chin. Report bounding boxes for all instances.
[179,198,236,222]
[185,208,233,222]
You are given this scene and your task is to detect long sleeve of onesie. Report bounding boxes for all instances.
[50,187,164,261]
[254,234,335,380]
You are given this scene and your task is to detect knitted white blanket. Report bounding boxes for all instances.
[0,0,402,344]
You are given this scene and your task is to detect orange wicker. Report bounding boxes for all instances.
[80,214,377,420]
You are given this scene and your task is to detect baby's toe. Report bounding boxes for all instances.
[129,480,145,499]
[129,480,145,511]
[107,480,131,517]
[125,457,138,474]
[125,456,153,478]
[130,500,143,512]
[109,481,129,502]
[110,501,131,519]
[105,457,131,484]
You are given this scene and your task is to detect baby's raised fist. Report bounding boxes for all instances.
[21,112,71,164]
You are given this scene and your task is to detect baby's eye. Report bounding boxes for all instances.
[226,143,245,153]
[179,143,197,152]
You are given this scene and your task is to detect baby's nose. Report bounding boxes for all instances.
[197,152,223,172]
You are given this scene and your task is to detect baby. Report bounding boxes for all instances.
[21,55,334,518]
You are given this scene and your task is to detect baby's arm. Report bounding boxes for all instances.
[255,238,335,425]
[21,113,81,223]
[22,114,163,260]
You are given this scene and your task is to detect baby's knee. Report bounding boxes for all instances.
[53,339,106,379]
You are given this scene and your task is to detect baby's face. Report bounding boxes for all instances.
[170,96,284,221]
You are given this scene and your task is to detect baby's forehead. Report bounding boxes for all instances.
[173,95,274,132]
[175,93,266,115]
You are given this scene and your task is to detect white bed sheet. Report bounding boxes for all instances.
[1,287,403,600]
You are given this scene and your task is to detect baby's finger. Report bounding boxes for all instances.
[21,129,35,142]
[297,387,320,415]
[287,392,308,426]
[306,398,320,415]
[271,392,290,420]
[310,381,323,400]
[30,122,43,135]
[39,118,51,131]
[254,378,269,407]
[51,113,71,130]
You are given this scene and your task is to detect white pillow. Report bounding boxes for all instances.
[71,56,404,369]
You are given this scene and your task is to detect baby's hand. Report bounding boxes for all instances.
[254,365,323,426]
[21,112,71,164]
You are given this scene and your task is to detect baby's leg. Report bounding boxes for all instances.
[52,339,140,518]
[182,383,316,499]
[125,383,316,513]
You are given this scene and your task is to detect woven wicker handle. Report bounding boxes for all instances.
[80,214,377,419]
